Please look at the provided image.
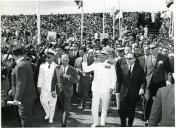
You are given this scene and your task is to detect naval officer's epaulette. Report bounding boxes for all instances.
[107,61,113,65]
[41,62,46,65]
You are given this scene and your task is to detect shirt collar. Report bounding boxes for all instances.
[16,57,24,64]
[128,64,134,68]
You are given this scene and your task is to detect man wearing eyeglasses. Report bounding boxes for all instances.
[37,49,58,123]
[116,52,146,127]
[144,43,172,126]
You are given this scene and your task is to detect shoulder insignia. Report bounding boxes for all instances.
[107,61,113,65]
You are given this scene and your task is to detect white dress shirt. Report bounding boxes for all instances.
[16,57,24,64]
[128,64,134,73]
[62,65,68,74]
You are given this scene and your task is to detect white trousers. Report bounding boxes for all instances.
[91,91,110,126]
[40,91,57,119]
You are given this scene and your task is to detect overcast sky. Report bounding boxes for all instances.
[0,0,168,15]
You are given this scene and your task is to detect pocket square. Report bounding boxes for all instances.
[158,60,163,64]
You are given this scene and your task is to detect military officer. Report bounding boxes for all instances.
[37,49,58,123]
[82,50,117,127]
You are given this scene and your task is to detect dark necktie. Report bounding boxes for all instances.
[48,64,50,69]
[129,66,131,76]
[63,67,65,74]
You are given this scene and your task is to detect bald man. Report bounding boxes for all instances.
[51,54,78,127]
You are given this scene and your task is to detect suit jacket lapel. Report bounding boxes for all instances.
[149,55,155,69]
[153,54,160,68]
[66,66,70,75]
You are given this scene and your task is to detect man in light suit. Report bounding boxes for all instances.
[116,52,146,127]
[82,50,117,127]
[37,49,58,123]
[51,54,78,127]
[11,47,37,127]
[144,43,172,125]
[138,46,150,71]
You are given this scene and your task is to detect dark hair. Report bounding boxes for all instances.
[24,51,32,58]
[12,47,24,56]
[79,46,87,52]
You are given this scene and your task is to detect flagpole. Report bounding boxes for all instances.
[118,0,121,38]
[36,1,41,44]
[113,10,115,39]
[103,0,105,39]
[81,0,84,46]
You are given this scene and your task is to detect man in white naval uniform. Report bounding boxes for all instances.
[82,50,117,127]
[37,49,58,123]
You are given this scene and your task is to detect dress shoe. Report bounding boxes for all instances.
[49,118,53,123]
[62,124,66,127]
[145,120,149,127]
[145,122,148,127]
[44,115,49,120]
[91,124,98,128]
[100,122,105,126]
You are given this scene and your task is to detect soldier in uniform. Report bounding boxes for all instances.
[82,50,117,127]
[37,49,58,123]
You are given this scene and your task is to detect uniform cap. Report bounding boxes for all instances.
[45,48,56,55]
[88,49,94,53]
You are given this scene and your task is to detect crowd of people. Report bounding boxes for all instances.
[1,11,174,127]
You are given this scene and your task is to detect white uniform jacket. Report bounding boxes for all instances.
[82,60,117,93]
[37,62,58,95]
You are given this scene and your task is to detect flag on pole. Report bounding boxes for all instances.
[115,10,123,19]
[75,0,83,9]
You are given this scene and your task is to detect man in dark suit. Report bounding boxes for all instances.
[144,43,172,125]
[74,47,90,109]
[138,46,150,119]
[51,54,78,127]
[148,77,174,126]
[116,52,146,127]
[69,43,80,67]
[11,47,37,127]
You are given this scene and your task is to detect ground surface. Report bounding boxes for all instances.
[2,96,145,127]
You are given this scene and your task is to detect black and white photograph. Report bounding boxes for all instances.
[1,0,175,127]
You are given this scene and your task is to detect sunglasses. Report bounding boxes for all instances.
[126,58,134,60]
[150,47,157,50]
[46,56,51,59]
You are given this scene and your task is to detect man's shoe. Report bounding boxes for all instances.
[100,122,105,126]
[145,120,149,127]
[49,118,53,123]
[44,115,49,120]
[91,124,98,128]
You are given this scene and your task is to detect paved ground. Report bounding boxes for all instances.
[2,96,145,127]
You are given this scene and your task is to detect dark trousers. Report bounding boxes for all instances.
[18,99,34,127]
[57,90,71,126]
[77,75,91,107]
[119,94,137,127]
[144,81,166,120]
